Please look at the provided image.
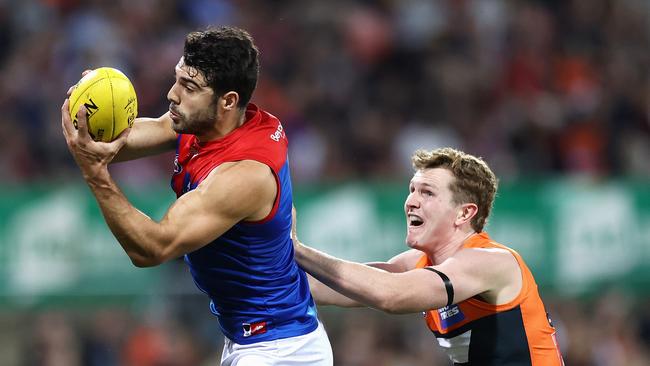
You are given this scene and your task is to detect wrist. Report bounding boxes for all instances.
[83,165,111,186]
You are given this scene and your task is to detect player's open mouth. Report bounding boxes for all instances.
[408,214,424,227]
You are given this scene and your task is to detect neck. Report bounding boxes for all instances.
[426,229,476,265]
[197,108,246,142]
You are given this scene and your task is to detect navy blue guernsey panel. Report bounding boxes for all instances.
[467,307,532,365]
[184,161,318,344]
[171,104,318,344]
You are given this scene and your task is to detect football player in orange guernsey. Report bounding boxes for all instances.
[293,147,564,366]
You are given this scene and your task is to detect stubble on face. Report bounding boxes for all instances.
[170,98,218,135]
[169,59,219,135]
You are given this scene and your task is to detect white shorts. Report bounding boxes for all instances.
[220,322,333,366]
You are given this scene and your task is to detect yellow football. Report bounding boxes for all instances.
[69,67,138,142]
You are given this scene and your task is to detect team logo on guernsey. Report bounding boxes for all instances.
[438,305,465,330]
[242,321,267,337]
[173,154,182,174]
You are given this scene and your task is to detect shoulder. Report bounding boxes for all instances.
[232,111,289,171]
[388,249,426,272]
[440,247,520,292]
[186,160,276,221]
[203,160,274,191]
[449,247,519,275]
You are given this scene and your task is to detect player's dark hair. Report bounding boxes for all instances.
[412,148,498,232]
[183,26,259,108]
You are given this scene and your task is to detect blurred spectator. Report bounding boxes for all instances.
[26,311,81,366]
[0,0,647,184]
[4,293,648,365]
[0,0,649,365]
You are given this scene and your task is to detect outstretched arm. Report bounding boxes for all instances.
[305,274,362,307]
[290,207,425,307]
[304,249,423,307]
[62,100,276,266]
[293,239,520,314]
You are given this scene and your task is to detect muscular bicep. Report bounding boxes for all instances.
[113,113,177,162]
[428,248,521,306]
[367,249,424,273]
[381,248,521,312]
[156,160,277,261]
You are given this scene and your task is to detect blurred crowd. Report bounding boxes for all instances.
[0,289,648,366]
[1,0,649,365]
[0,0,648,184]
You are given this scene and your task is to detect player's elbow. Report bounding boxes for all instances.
[127,250,164,268]
[123,234,175,267]
[377,299,403,314]
[376,292,411,314]
[130,257,160,268]
[129,256,156,268]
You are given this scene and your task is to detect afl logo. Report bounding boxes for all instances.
[242,321,267,337]
[173,154,182,174]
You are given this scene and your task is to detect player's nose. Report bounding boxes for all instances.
[405,192,420,210]
[167,83,181,104]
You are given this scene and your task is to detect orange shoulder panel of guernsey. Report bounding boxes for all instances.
[415,232,564,366]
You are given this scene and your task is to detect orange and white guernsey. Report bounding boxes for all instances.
[415,232,564,366]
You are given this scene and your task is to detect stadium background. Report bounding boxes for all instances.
[0,0,649,365]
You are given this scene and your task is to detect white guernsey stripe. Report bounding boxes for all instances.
[436,330,471,364]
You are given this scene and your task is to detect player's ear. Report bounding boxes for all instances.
[221,91,240,110]
[455,203,478,226]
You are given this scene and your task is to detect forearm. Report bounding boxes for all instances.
[307,260,402,307]
[307,274,363,307]
[113,117,177,163]
[295,243,402,312]
[86,167,170,266]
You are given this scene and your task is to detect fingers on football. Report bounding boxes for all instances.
[111,127,131,150]
[75,105,91,141]
[61,99,74,138]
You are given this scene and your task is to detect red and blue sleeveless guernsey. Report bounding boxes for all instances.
[170,103,318,345]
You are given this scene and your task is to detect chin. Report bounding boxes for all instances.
[405,236,421,250]
[171,123,191,135]
[407,231,435,251]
